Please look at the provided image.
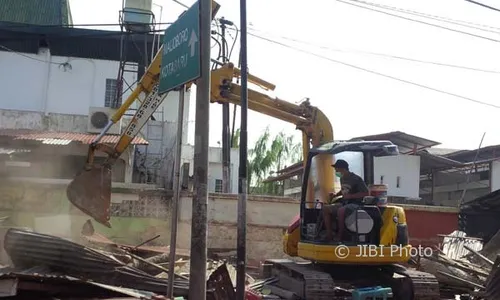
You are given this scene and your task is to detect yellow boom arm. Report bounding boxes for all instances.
[67,35,334,228]
[210,63,335,205]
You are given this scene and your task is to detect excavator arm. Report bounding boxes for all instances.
[67,47,335,228]
[210,63,336,206]
[67,1,220,227]
[67,48,165,227]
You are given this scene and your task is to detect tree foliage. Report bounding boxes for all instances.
[248,127,301,195]
[230,127,301,195]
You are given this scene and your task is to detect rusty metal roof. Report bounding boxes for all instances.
[0,129,148,145]
[4,228,189,296]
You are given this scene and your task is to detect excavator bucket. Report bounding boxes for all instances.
[66,165,112,228]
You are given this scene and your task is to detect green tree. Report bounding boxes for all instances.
[231,128,240,148]
[247,127,301,195]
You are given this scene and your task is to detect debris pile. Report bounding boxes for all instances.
[417,230,500,299]
[0,227,240,299]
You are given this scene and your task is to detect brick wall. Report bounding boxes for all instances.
[400,204,459,247]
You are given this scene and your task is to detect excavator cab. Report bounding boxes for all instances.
[284,140,413,264]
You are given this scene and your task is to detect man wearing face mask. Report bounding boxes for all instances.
[322,159,369,241]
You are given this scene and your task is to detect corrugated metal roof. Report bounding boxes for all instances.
[419,151,465,174]
[0,22,159,65]
[0,0,72,26]
[4,228,190,295]
[0,129,148,145]
[426,148,462,156]
[350,131,441,154]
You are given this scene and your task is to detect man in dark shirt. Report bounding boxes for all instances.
[322,159,369,241]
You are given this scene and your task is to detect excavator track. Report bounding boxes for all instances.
[265,259,441,299]
[265,259,337,299]
[393,267,441,300]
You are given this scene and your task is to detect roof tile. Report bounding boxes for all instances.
[0,129,148,145]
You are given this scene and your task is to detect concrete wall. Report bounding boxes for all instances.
[0,178,459,264]
[491,160,500,192]
[179,145,240,194]
[374,155,420,198]
[177,193,297,263]
[0,49,136,115]
[175,194,459,262]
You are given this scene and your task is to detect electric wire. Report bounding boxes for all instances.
[248,32,500,109]
[464,0,500,12]
[228,24,239,61]
[336,0,500,43]
[247,27,500,74]
[0,44,63,65]
[171,0,189,9]
[344,0,500,33]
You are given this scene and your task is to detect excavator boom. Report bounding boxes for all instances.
[67,48,164,227]
[67,1,221,227]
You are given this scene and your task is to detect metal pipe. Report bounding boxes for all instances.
[236,0,248,297]
[168,86,185,298]
[188,0,211,298]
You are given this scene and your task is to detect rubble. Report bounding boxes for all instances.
[0,227,241,299]
[7,223,500,299]
[416,230,500,299]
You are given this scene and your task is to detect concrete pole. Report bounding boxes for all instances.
[167,85,185,298]
[188,0,211,298]
[235,0,248,298]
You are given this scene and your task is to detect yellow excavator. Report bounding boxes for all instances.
[66,11,440,300]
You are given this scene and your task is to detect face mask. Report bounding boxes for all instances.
[335,172,342,178]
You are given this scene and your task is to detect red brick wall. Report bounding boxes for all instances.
[405,209,458,247]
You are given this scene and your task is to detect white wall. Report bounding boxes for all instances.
[180,145,240,193]
[491,160,500,192]
[374,155,420,198]
[0,48,137,115]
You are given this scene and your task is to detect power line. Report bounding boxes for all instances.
[336,0,500,43]
[0,45,63,65]
[465,0,500,12]
[171,0,190,9]
[248,27,500,74]
[248,32,500,109]
[346,0,500,33]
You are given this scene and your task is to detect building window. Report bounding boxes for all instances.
[215,179,223,193]
[104,79,121,108]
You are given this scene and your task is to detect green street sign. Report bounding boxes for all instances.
[159,1,200,94]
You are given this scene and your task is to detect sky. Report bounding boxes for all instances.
[69,0,500,151]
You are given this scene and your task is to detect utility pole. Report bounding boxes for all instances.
[188,0,211,298]
[235,0,248,298]
[220,17,231,193]
[167,85,185,299]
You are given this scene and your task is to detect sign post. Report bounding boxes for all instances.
[159,2,201,94]
[159,1,205,298]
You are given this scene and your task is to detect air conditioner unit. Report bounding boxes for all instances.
[87,107,121,135]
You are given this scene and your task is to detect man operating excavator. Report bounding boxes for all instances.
[322,159,370,241]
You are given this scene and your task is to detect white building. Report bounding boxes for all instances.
[181,145,240,193]
[0,23,238,192]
